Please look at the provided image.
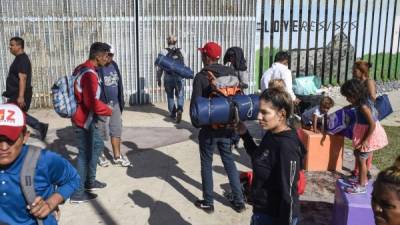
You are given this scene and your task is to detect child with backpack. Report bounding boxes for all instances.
[340,79,388,194]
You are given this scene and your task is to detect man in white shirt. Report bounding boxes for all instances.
[260,51,299,103]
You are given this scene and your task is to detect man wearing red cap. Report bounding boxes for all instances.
[0,103,80,225]
[190,42,245,213]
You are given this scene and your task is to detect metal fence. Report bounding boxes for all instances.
[258,0,400,85]
[0,0,257,108]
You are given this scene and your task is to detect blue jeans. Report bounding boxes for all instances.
[164,75,184,117]
[198,128,244,205]
[250,212,298,225]
[75,121,105,193]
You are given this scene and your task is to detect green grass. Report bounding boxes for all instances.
[344,126,400,171]
[254,49,400,86]
[362,53,400,81]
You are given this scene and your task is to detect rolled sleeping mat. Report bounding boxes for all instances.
[154,54,194,79]
[232,94,260,121]
[191,96,232,126]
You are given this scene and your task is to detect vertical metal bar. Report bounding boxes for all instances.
[353,0,361,62]
[329,0,337,84]
[135,0,140,104]
[373,0,384,80]
[380,0,391,81]
[361,0,369,58]
[288,0,294,69]
[313,0,321,75]
[269,0,275,68]
[296,0,303,77]
[305,0,312,76]
[321,0,329,84]
[368,0,377,63]
[279,0,284,50]
[388,0,398,80]
[336,0,346,84]
[345,0,355,81]
[259,0,266,86]
[395,23,400,79]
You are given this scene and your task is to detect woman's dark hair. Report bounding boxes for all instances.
[374,156,400,198]
[260,88,293,119]
[340,79,369,106]
[223,47,247,71]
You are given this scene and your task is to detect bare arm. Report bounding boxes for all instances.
[367,79,377,101]
[357,105,376,151]
[312,114,319,133]
[17,73,27,108]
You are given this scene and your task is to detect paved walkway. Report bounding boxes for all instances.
[26,90,399,225]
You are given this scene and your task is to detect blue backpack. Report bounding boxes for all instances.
[51,68,94,118]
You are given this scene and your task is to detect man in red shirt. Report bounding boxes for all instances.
[70,42,113,203]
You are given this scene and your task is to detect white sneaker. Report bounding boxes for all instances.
[113,155,132,167]
[98,154,110,167]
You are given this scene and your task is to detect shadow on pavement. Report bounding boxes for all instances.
[299,201,333,225]
[129,190,191,225]
[125,105,199,143]
[89,199,119,225]
[46,126,79,165]
[123,141,231,207]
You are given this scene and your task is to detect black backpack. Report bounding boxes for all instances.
[166,48,184,65]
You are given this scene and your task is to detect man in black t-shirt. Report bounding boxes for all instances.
[2,37,48,140]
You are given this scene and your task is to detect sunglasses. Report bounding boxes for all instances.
[0,136,18,146]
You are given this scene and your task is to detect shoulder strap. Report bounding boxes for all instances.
[20,145,44,225]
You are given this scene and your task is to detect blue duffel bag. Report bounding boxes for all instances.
[190,94,260,126]
[232,94,259,121]
[154,54,194,79]
[191,96,233,126]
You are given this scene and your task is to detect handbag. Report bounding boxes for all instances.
[375,94,393,120]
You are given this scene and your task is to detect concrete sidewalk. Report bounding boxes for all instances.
[26,90,399,225]
[28,104,253,225]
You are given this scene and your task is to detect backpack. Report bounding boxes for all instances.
[51,68,94,118]
[206,69,242,128]
[20,145,44,225]
[166,48,184,65]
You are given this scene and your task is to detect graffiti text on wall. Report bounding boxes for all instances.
[256,20,358,32]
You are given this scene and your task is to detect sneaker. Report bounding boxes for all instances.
[39,123,49,141]
[230,201,246,213]
[194,200,214,214]
[346,174,359,184]
[98,154,110,167]
[345,185,367,194]
[176,110,182,123]
[85,180,107,191]
[70,191,97,204]
[113,155,132,167]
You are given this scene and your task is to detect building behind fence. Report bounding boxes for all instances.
[0,0,257,108]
